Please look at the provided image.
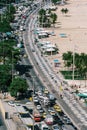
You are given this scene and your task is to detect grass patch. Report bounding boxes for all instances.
[61,70,84,80]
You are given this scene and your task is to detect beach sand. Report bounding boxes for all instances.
[47,0,87,52]
[41,0,87,86]
[43,0,87,66]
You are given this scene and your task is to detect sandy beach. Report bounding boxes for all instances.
[49,0,87,54]
[43,0,87,66]
[42,0,87,86]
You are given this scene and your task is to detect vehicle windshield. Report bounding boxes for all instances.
[43,128,48,130]
[54,126,58,129]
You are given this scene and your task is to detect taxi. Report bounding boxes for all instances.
[42,112,47,118]
[55,107,62,112]
[53,104,60,109]
[44,88,49,94]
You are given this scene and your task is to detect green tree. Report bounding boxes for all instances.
[61,8,65,14]
[6,5,16,22]
[38,9,57,28]
[0,39,19,64]
[50,13,57,27]
[52,0,61,4]
[63,51,73,68]
[75,53,87,78]
[64,8,69,14]
[8,77,28,97]
[39,8,46,16]
[62,52,87,80]
[0,64,11,92]
[61,8,69,16]
[7,5,16,14]
[0,19,12,32]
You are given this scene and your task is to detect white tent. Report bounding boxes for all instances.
[42,44,56,49]
[45,48,55,52]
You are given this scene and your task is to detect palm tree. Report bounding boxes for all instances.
[62,51,73,69]
[61,8,69,16]
[50,13,57,27]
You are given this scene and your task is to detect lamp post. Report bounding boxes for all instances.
[72,45,75,85]
[32,76,36,130]
[72,45,79,86]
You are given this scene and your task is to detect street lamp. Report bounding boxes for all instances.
[31,76,36,130]
[72,45,78,85]
[72,45,75,85]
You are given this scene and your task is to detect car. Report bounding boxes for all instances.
[45,114,53,125]
[29,97,33,101]
[25,72,31,77]
[39,108,44,113]
[53,104,61,109]
[32,49,35,52]
[37,91,42,96]
[15,103,21,106]
[8,101,15,107]
[34,98,39,103]
[23,54,28,58]
[48,108,56,116]
[50,110,56,116]
[42,112,47,118]
[44,88,49,94]
[36,105,41,110]
[52,124,59,130]
[55,107,62,112]
[66,118,72,124]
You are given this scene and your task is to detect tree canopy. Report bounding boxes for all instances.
[38,8,57,27]
[0,5,16,32]
[62,52,87,79]
[0,64,11,92]
[8,77,28,97]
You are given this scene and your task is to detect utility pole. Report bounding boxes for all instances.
[85,72,87,87]
[72,45,75,86]
[32,76,36,130]
[72,45,78,86]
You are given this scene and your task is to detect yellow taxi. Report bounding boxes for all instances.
[44,88,49,94]
[29,97,33,101]
[55,107,62,112]
[42,112,47,118]
[53,104,60,109]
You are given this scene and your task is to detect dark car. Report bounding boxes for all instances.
[25,72,31,77]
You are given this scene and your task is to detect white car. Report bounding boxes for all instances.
[36,105,41,110]
[8,101,15,107]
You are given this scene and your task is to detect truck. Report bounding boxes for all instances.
[39,121,49,130]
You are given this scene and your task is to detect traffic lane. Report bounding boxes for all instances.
[21,56,44,89]
[55,96,82,129]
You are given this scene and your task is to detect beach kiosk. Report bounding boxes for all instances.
[54,59,59,67]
